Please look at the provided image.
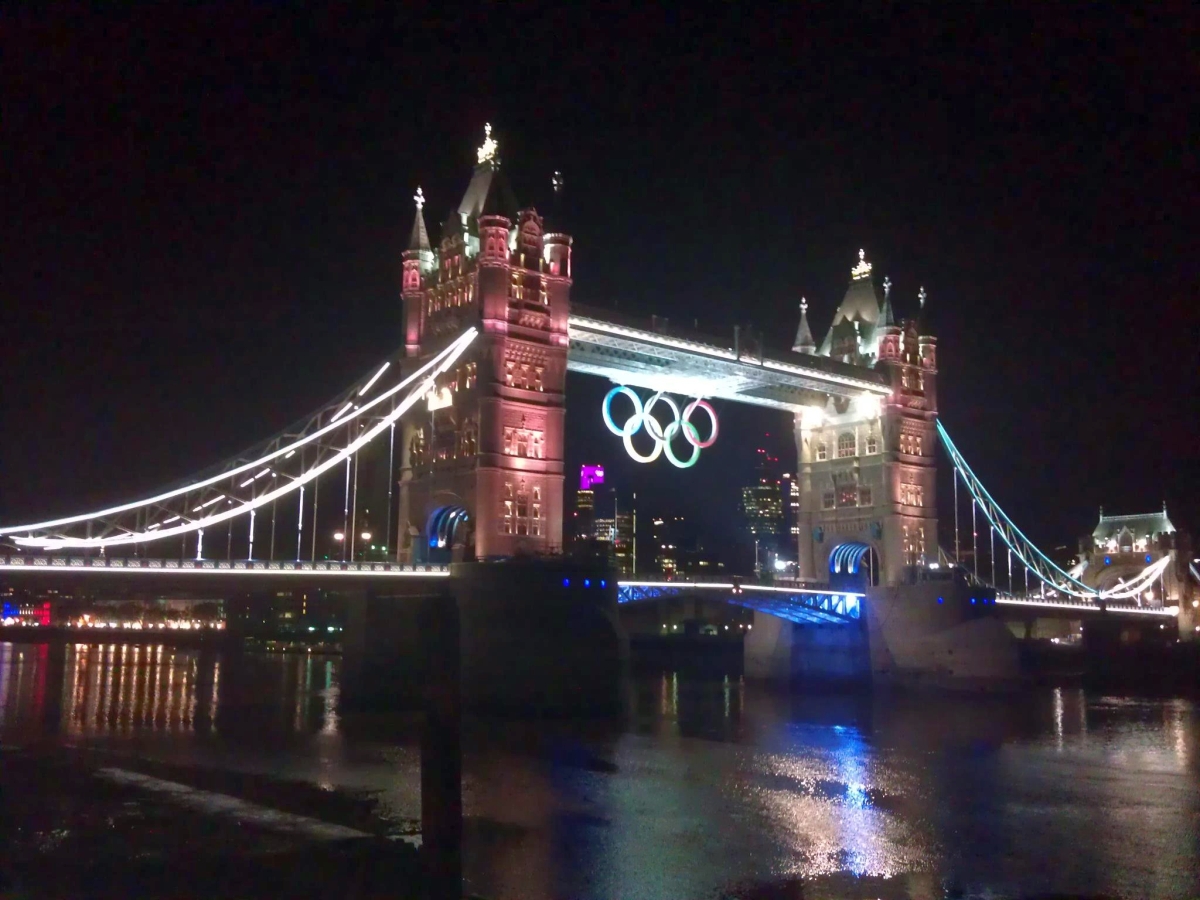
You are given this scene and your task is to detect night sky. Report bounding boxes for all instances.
[1,7,1195,556]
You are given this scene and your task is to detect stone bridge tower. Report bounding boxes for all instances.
[793,252,939,586]
[396,126,572,563]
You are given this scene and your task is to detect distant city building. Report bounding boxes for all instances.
[741,446,785,541]
[594,512,634,574]
[575,464,603,544]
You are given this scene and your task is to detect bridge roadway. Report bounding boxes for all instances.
[0,557,1177,622]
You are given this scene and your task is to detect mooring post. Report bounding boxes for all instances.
[419,587,462,899]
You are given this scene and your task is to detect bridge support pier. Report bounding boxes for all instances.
[743,611,869,684]
[341,561,627,715]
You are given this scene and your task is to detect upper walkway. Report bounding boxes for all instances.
[566,304,889,411]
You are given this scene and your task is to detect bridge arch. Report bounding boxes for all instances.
[828,541,880,587]
[426,504,472,563]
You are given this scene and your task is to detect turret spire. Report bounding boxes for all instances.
[792,297,817,354]
[408,186,431,253]
[880,275,895,326]
[918,285,927,310]
[476,122,498,166]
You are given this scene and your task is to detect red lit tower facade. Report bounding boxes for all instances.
[396,127,572,563]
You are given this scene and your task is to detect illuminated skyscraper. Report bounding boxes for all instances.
[575,464,603,543]
[741,447,785,541]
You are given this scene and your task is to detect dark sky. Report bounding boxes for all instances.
[1,6,1196,555]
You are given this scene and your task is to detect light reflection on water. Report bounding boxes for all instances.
[1,640,1198,900]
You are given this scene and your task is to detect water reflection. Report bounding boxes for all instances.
[0,642,340,742]
[1,641,1198,899]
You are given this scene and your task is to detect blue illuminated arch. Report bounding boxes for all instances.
[829,541,873,575]
[427,505,470,551]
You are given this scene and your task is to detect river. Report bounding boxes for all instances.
[1,641,1197,899]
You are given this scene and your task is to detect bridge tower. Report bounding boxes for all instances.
[396,126,572,563]
[794,252,938,586]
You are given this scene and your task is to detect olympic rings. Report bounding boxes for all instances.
[601,386,719,468]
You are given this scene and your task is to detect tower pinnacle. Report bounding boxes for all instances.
[476,123,498,165]
[792,297,817,354]
[880,275,895,326]
[407,186,431,253]
[918,286,927,310]
[851,248,872,281]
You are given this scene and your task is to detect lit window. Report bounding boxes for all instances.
[816,442,828,461]
[837,433,856,458]
[866,435,878,454]
[837,486,857,507]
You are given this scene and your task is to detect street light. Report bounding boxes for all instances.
[333,531,345,542]
[361,531,372,542]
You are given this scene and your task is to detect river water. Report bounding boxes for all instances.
[1,641,1197,899]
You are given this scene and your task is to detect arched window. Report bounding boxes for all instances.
[837,432,856,458]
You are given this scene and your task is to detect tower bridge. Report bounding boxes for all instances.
[1,126,1195,695]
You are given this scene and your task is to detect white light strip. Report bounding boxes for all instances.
[617,581,864,600]
[254,468,270,479]
[13,330,478,549]
[191,495,225,512]
[0,563,449,578]
[162,516,181,524]
[329,402,354,424]
[568,317,891,394]
[568,319,738,361]
[358,362,390,396]
[995,597,1175,616]
[0,329,477,537]
[285,450,296,459]
[743,584,866,599]
[759,360,892,394]
[239,477,255,488]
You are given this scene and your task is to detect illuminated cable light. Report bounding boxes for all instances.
[2,328,477,544]
[12,330,478,550]
[191,495,225,512]
[239,477,255,488]
[284,449,296,459]
[330,402,354,424]
[358,362,390,396]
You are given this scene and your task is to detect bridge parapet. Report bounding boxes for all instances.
[617,580,862,625]
[0,556,449,578]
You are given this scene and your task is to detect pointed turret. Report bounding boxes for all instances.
[407,187,431,254]
[792,297,817,354]
[458,123,519,223]
[880,276,895,327]
[402,187,433,356]
[818,249,882,359]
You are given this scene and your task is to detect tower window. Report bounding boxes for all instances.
[816,442,828,461]
[822,491,836,510]
[837,432,856,458]
[858,487,873,506]
[837,486,857,507]
[866,435,879,454]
